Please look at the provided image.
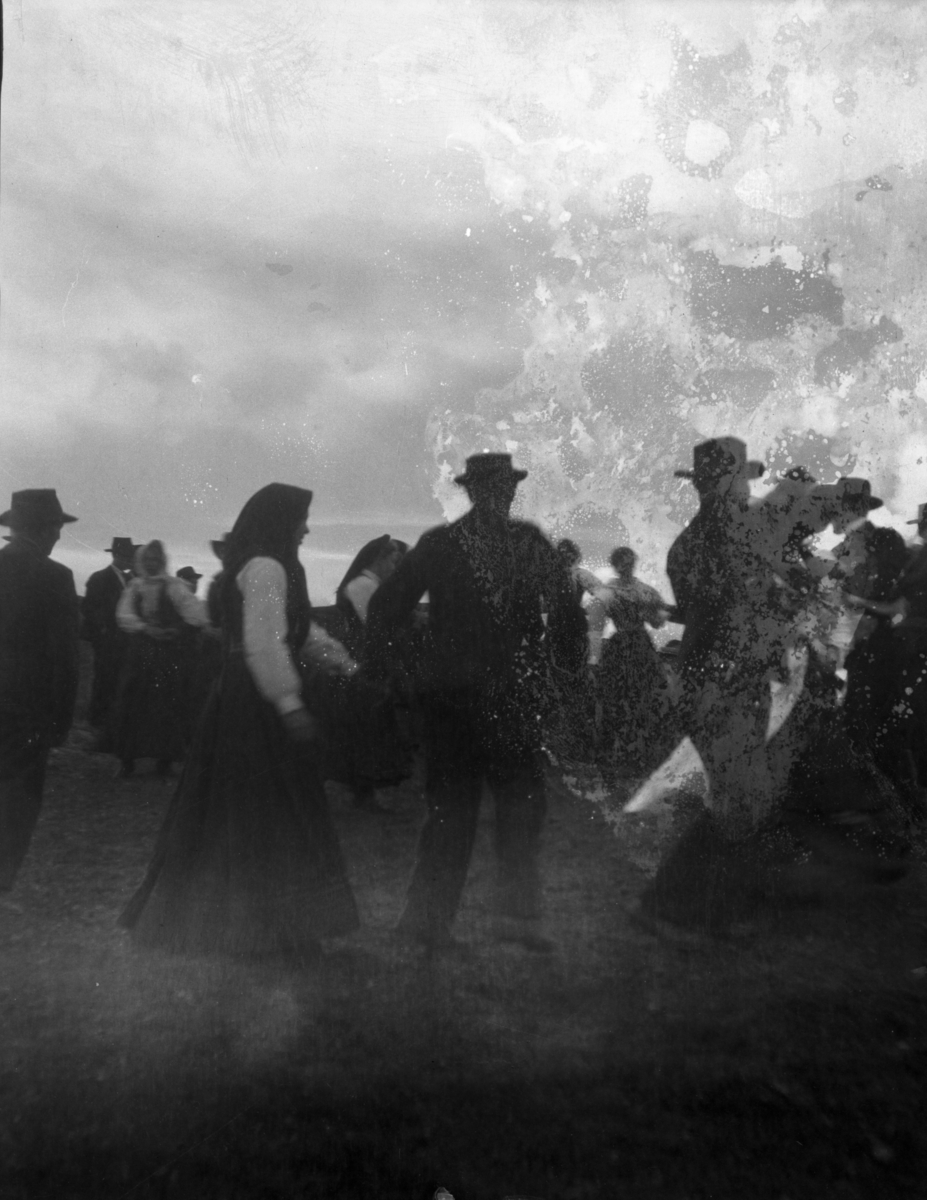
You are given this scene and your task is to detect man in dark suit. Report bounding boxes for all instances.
[0,490,81,890]
[81,537,138,736]
[367,453,586,953]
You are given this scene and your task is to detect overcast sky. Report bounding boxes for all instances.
[4,1,927,595]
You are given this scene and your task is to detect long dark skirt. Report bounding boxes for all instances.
[110,634,189,764]
[598,628,675,775]
[312,672,413,791]
[119,656,359,955]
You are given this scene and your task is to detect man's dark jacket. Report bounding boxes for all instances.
[81,566,126,647]
[366,511,587,698]
[0,539,80,744]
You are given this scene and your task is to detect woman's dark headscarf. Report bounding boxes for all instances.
[219,483,313,642]
[334,535,407,610]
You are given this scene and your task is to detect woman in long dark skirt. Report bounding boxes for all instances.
[314,535,413,811]
[119,484,359,959]
[591,546,676,780]
[111,541,210,778]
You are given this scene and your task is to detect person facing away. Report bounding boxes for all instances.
[119,482,359,959]
[81,536,138,739]
[111,540,210,778]
[0,490,80,890]
[365,452,587,954]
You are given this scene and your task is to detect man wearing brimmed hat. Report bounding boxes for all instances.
[81,537,140,736]
[0,490,81,889]
[367,452,586,953]
[176,566,203,594]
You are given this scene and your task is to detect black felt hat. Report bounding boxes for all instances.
[906,503,927,526]
[453,453,528,487]
[176,566,203,584]
[674,437,765,483]
[106,537,140,555]
[0,489,78,527]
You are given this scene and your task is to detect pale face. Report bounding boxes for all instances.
[140,548,165,576]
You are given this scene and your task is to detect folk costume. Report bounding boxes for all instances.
[81,538,137,731]
[111,544,210,773]
[366,454,587,947]
[590,573,674,777]
[120,484,358,957]
[0,492,80,889]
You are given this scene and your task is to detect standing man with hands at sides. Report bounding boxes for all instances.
[0,490,81,891]
[366,453,587,955]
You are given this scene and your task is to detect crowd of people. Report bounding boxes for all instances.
[1,438,925,950]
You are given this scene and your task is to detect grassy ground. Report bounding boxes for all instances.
[2,657,927,1198]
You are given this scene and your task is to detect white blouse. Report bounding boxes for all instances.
[117,575,210,633]
[237,557,356,716]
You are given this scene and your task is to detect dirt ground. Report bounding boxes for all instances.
[2,657,927,1199]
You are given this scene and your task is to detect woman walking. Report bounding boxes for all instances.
[119,484,359,959]
[111,541,209,778]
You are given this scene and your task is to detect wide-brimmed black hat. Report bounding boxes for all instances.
[106,537,140,556]
[834,477,883,511]
[906,503,927,526]
[675,437,765,483]
[453,453,528,487]
[176,566,203,584]
[0,489,77,527]
[210,532,231,559]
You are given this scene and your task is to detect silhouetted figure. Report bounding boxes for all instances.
[311,535,414,812]
[555,538,600,605]
[0,491,80,890]
[590,547,674,779]
[367,453,587,953]
[111,541,209,778]
[119,484,359,958]
[81,537,138,740]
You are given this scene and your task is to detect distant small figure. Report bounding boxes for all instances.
[176,566,203,594]
[554,538,601,604]
[590,547,674,779]
[0,490,80,890]
[111,540,210,778]
[81,537,139,741]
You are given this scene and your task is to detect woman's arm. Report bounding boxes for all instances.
[166,578,210,628]
[116,583,146,634]
[238,558,305,716]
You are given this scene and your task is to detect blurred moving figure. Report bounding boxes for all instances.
[0,490,80,890]
[176,566,203,594]
[367,453,587,953]
[81,537,138,742]
[111,540,209,778]
[120,483,359,958]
